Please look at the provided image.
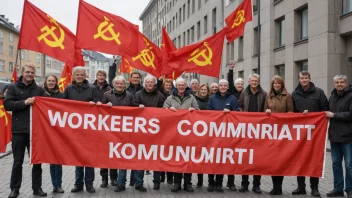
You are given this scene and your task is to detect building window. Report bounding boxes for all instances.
[204,15,208,34]
[197,21,201,40]
[9,62,14,72]
[238,70,244,79]
[183,31,186,46]
[253,27,258,55]
[183,4,186,22]
[27,50,30,61]
[36,54,41,63]
[187,0,190,18]
[9,33,13,42]
[226,41,235,63]
[301,8,308,40]
[198,0,201,10]
[212,8,217,34]
[178,35,181,48]
[343,0,352,14]
[0,29,3,38]
[0,60,4,72]
[173,16,175,31]
[238,36,244,60]
[253,0,258,13]
[276,65,285,79]
[252,68,258,74]
[276,18,285,47]
[0,42,3,53]
[192,0,195,13]
[179,8,182,25]
[9,46,14,57]
[300,60,308,71]
[190,26,194,43]
[46,60,52,68]
[36,67,41,76]
[187,29,190,45]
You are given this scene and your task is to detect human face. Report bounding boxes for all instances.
[22,66,35,83]
[334,79,347,92]
[299,74,310,88]
[145,79,155,92]
[74,70,86,84]
[96,73,106,84]
[273,80,282,91]
[249,77,259,89]
[176,82,186,95]
[199,86,208,97]
[191,82,199,92]
[235,81,244,92]
[46,76,57,89]
[114,80,126,92]
[131,74,141,86]
[219,82,229,94]
[211,84,218,94]
[164,82,172,92]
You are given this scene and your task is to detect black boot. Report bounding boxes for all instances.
[8,190,19,198]
[252,185,262,194]
[184,184,194,192]
[239,186,248,192]
[277,185,282,195]
[215,185,223,192]
[111,179,117,186]
[101,177,108,188]
[269,185,277,195]
[292,187,306,195]
[311,188,321,197]
[33,188,47,197]
[114,185,126,192]
[326,190,344,197]
[86,185,96,193]
[171,183,181,192]
[71,185,83,193]
[153,183,160,190]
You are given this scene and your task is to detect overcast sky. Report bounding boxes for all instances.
[0,0,150,57]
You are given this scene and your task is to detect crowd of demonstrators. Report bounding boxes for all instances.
[3,66,352,198]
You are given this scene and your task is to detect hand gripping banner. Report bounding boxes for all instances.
[31,97,328,177]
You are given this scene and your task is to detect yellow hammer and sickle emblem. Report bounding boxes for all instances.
[132,38,156,69]
[188,42,213,67]
[232,10,246,28]
[94,16,121,45]
[0,105,9,126]
[59,77,66,92]
[37,15,65,50]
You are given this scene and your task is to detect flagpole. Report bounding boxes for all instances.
[257,0,261,75]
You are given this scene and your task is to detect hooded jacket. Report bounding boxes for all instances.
[208,91,239,111]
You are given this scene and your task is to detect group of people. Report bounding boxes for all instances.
[3,64,352,198]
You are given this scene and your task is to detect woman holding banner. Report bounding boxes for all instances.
[163,77,199,193]
[264,75,294,195]
[44,74,64,194]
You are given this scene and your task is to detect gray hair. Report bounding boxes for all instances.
[143,75,157,86]
[333,75,348,82]
[112,75,126,84]
[72,66,86,76]
[235,78,244,85]
[210,82,218,87]
[219,79,229,85]
[248,73,260,81]
[190,79,199,84]
[175,78,187,86]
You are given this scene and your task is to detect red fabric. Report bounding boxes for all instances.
[225,0,253,42]
[0,99,12,153]
[11,68,17,83]
[31,97,328,177]
[58,64,72,92]
[167,29,226,77]
[119,56,133,74]
[18,0,77,63]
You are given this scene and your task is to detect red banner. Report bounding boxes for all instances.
[0,99,12,153]
[31,97,328,177]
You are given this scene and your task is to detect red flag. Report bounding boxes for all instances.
[11,67,17,83]
[18,0,77,63]
[225,0,253,42]
[167,29,226,78]
[119,57,133,74]
[161,27,183,79]
[75,0,140,57]
[0,99,12,153]
[58,64,72,92]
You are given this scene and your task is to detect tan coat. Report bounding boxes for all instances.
[264,89,294,113]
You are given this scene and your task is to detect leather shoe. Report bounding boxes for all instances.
[53,187,64,193]
[184,184,194,192]
[239,186,248,192]
[311,188,321,197]
[153,183,160,190]
[114,185,126,192]
[228,185,237,191]
[111,180,117,186]
[207,185,214,192]
[292,187,306,195]
[326,190,344,197]
[171,183,181,192]
[86,185,95,193]
[8,190,19,198]
[215,185,223,192]
[269,188,278,195]
[167,179,173,184]
[252,185,262,194]
[100,179,108,188]
[71,185,83,193]
[135,185,147,192]
[33,188,47,197]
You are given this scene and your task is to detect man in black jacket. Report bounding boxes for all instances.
[63,66,96,194]
[291,71,329,197]
[325,75,352,198]
[127,72,143,96]
[5,64,48,198]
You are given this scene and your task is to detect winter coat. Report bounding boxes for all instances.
[163,90,199,110]
[4,76,47,134]
[238,85,267,112]
[328,84,352,143]
[45,86,63,99]
[195,95,209,110]
[228,69,243,100]
[127,84,143,96]
[292,82,329,112]
[63,79,95,102]
[93,80,113,102]
[101,89,134,106]
[208,91,239,111]
[133,88,165,108]
[264,88,294,113]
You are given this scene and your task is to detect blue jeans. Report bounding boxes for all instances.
[331,142,352,192]
[118,170,145,187]
[75,166,95,187]
[50,164,62,188]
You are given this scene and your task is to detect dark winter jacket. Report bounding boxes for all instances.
[127,83,143,96]
[328,84,352,143]
[208,91,239,111]
[101,89,134,106]
[195,95,209,110]
[4,76,47,134]
[63,80,95,102]
[133,88,165,108]
[44,86,63,99]
[238,85,266,112]
[228,69,243,100]
[292,82,329,112]
[93,80,113,102]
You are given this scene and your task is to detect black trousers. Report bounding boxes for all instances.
[174,173,192,186]
[227,175,235,186]
[100,168,118,180]
[10,134,42,190]
[297,176,319,189]
[208,174,224,186]
[166,172,174,181]
[241,175,261,187]
[271,176,284,187]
